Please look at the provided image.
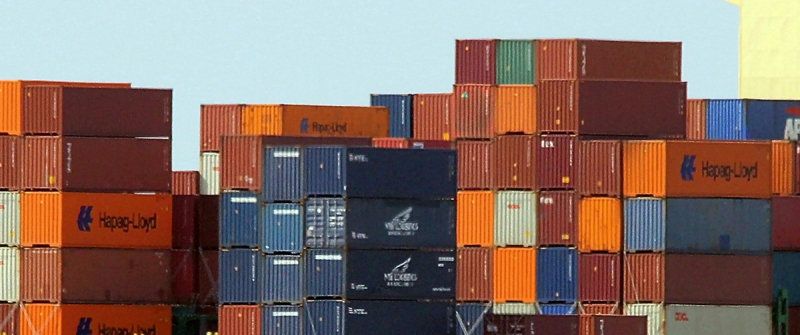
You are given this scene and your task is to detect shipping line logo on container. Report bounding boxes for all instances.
[384,257,418,287]
[76,317,158,335]
[680,155,759,182]
[784,107,800,140]
[384,207,419,237]
[299,118,348,134]
[77,206,159,233]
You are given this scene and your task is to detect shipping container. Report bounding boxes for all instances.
[494,191,536,247]
[456,39,497,85]
[537,80,686,137]
[262,203,303,254]
[172,195,199,249]
[494,135,535,190]
[667,198,771,254]
[219,191,259,249]
[578,140,622,197]
[0,137,19,190]
[370,94,413,138]
[773,196,800,250]
[372,137,407,149]
[796,143,800,193]
[484,314,525,334]
[459,140,495,190]
[0,192,20,247]
[344,198,456,249]
[305,249,345,298]
[303,300,343,335]
[579,253,621,303]
[537,247,578,303]
[372,138,456,149]
[663,305,771,335]
[241,105,389,138]
[200,152,220,195]
[20,192,173,248]
[578,198,622,252]
[792,307,800,335]
[537,134,577,190]
[624,303,664,335]
[304,198,345,249]
[773,252,800,305]
[457,248,493,302]
[686,99,707,140]
[198,195,220,249]
[495,86,536,134]
[173,171,200,195]
[493,248,536,303]
[413,93,455,141]
[540,303,577,315]
[346,249,456,300]
[219,305,260,335]
[484,315,580,335]
[20,136,171,192]
[0,248,19,302]
[536,39,682,82]
[580,315,647,335]
[456,303,491,335]
[219,249,260,304]
[773,140,795,195]
[197,249,219,305]
[262,146,304,202]
[0,303,18,335]
[580,303,621,315]
[624,198,665,252]
[262,254,302,304]
[455,85,497,139]
[457,191,495,247]
[305,299,456,335]
[496,40,536,85]
[537,191,578,247]
[200,104,243,152]
[491,303,538,316]
[706,99,800,140]
[171,249,197,304]
[20,303,171,335]
[20,248,171,303]
[623,253,664,303]
[262,305,302,335]
[622,140,772,198]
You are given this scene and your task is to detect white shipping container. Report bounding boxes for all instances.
[0,247,19,302]
[200,152,220,195]
[492,303,537,315]
[665,305,771,335]
[625,303,664,335]
[0,192,20,246]
[494,191,536,247]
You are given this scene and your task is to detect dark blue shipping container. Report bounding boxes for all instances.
[262,305,303,335]
[347,249,456,300]
[305,249,346,298]
[261,203,303,253]
[263,146,304,202]
[219,249,260,304]
[305,198,346,248]
[773,252,800,306]
[665,198,771,254]
[305,300,344,335]
[536,247,578,303]
[304,147,457,199]
[262,254,303,304]
[220,191,260,248]
[706,99,800,140]
[370,94,413,138]
[456,303,491,335]
[304,300,455,335]
[346,198,456,249]
[539,303,577,315]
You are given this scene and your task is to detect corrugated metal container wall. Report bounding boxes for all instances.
[408,139,457,149]
[456,303,491,335]
[705,99,745,140]
[624,253,664,303]
[304,198,345,249]
[495,86,536,135]
[581,303,621,315]
[219,191,260,249]
[624,198,665,252]
[20,248,171,304]
[773,196,800,250]
[578,253,620,303]
[686,99,707,140]
[262,305,302,335]
[346,250,456,301]
[262,254,303,304]
[496,40,536,85]
[455,85,496,139]
[773,140,795,195]
[219,305,261,335]
[706,100,800,141]
[20,304,172,335]
[350,300,456,335]
[664,305,771,335]
[459,141,495,190]
[172,195,198,249]
[494,191,536,247]
[413,93,455,141]
[773,252,800,305]
[457,248,493,302]
[792,308,800,335]
[197,249,219,305]
[200,152,220,195]
[171,249,197,304]
[241,105,390,138]
[200,104,242,152]
[0,137,19,190]
[0,303,18,335]
[625,303,664,335]
[491,303,538,315]
[263,146,304,202]
[797,143,800,193]
[537,135,576,190]
[456,39,497,85]
[372,138,408,148]
[531,315,581,334]
[345,198,456,250]
[578,140,622,197]
[493,248,536,303]
[494,135,535,190]
[370,94,413,138]
[304,300,344,335]
[540,303,577,315]
[664,254,772,305]
[536,247,578,303]
[578,197,622,252]
[0,192,20,247]
[261,203,303,254]
[584,315,648,335]
[219,249,260,304]
[537,191,578,247]
[172,171,200,195]
[483,314,525,334]
[457,191,494,247]
[0,247,19,302]
[305,249,345,298]
[198,195,220,249]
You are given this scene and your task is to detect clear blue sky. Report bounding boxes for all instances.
[0,1,740,170]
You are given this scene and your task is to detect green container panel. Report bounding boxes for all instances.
[496,40,537,85]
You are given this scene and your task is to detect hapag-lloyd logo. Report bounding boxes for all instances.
[299,118,348,134]
[384,257,418,287]
[385,207,419,237]
[680,155,759,182]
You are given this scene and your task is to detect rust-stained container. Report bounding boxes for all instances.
[773,197,800,251]
[0,136,19,190]
[455,85,497,140]
[773,140,795,195]
[578,198,622,252]
[197,249,219,305]
[219,305,260,335]
[0,80,132,136]
[622,140,772,198]
[172,195,199,249]
[537,134,577,190]
[200,104,243,152]
[0,303,18,335]
[579,253,621,303]
[171,249,197,305]
[241,105,389,138]
[413,93,455,141]
[457,191,495,247]
[537,191,578,247]
[623,253,664,303]
[372,138,455,149]
[580,315,648,335]
[20,192,172,248]
[172,171,200,195]
[495,86,536,135]
[20,304,171,335]
[197,195,220,250]
[686,99,707,140]
[456,39,497,85]
[494,135,535,190]
[22,86,171,137]
[493,247,536,303]
[536,39,682,82]
[457,247,493,302]
[537,80,686,137]
[19,136,171,193]
[578,140,622,197]
[581,303,621,315]
[20,248,171,304]
[458,140,495,190]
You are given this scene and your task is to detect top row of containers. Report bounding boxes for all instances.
[687,99,800,141]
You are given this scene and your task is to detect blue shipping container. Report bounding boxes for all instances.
[536,247,578,303]
[665,198,771,254]
[624,198,666,252]
[347,249,456,300]
[304,146,457,199]
[220,191,260,248]
[456,304,491,335]
[305,300,344,335]
[305,198,346,248]
[370,94,413,138]
[261,203,304,253]
[263,146,304,202]
[707,99,800,140]
[539,303,577,315]
[219,249,260,304]
[262,305,303,335]
[262,254,303,304]
[773,252,800,306]
[304,300,455,335]
[306,249,346,298]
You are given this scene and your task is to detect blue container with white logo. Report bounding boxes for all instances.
[306,249,346,298]
[262,254,303,304]
[539,303,577,315]
[262,305,303,335]
[707,99,800,140]
[261,203,303,254]
[263,146,304,202]
[346,249,456,300]
[456,303,492,335]
[536,247,578,303]
[370,94,413,138]
[219,249,260,304]
[220,191,260,248]
[625,197,666,252]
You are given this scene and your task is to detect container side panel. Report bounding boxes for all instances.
[664,254,772,305]
[220,192,260,249]
[773,252,800,306]
[537,191,578,247]
[494,191,536,247]
[219,249,260,304]
[624,198,665,252]
[624,253,664,303]
[664,305,771,335]
[536,247,578,303]
[578,197,622,252]
[346,250,456,301]
[495,86,536,135]
[456,40,497,85]
[0,192,20,247]
[305,249,345,298]
[455,85,496,140]
[304,198,346,249]
[459,141,495,190]
[261,203,303,254]
[772,196,800,250]
[370,94,413,138]
[457,248,493,302]
[200,104,243,152]
[345,198,456,249]
[457,191,495,247]
[536,135,577,190]
[413,93,455,141]
[493,248,536,303]
[494,135,536,190]
[261,254,303,304]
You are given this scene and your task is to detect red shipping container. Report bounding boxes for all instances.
[537,191,578,247]
[372,138,407,148]
[413,93,455,141]
[458,140,495,190]
[578,140,622,197]
[172,171,200,195]
[686,99,707,140]
[201,104,243,152]
[0,303,18,335]
[494,135,536,190]
[172,195,199,249]
[580,315,647,335]
[771,196,800,250]
[456,39,497,85]
[198,195,220,250]
[219,305,261,335]
[457,247,493,302]
[171,249,198,304]
[579,253,621,302]
[0,136,19,190]
[198,249,219,305]
[537,134,577,190]
[580,303,621,315]
[372,138,455,149]
[455,85,497,140]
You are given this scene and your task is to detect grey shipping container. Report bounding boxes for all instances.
[305,300,456,335]
[262,305,302,335]
[347,249,456,300]
[219,249,260,304]
[457,303,492,335]
[664,305,771,335]
[261,254,303,304]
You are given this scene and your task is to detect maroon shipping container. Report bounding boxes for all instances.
[198,249,219,305]
[171,249,198,304]
[579,253,621,302]
[22,86,172,137]
[457,247,493,302]
[198,195,220,250]
[580,303,621,315]
[796,143,800,194]
[485,315,579,335]
[537,80,686,137]
[413,93,455,141]
[457,140,495,190]
[623,253,663,303]
[580,315,647,335]
[219,305,260,335]
[536,39,682,82]
[537,134,577,190]
[454,85,496,140]
[0,136,19,190]
[200,104,243,152]
[372,138,455,149]
[173,195,199,249]
[537,191,578,247]
[456,39,497,85]
[0,303,19,335]
[791,308,800,335]
[19,136,171,193]
[172,171,200,195]
[494,135,536,190]
[578,140,622,197]
[773,197,800,250]
[20,248,172,304]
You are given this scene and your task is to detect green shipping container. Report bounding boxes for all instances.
[496,40,537,84]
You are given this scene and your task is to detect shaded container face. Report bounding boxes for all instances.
[305,198,346,249]
[581,303,621,315]
[171,249,197,304]
[578,198,622,253]
[370,94,413,138]
[219,249,260,304]
[219,192,260,249]
[200,104,243,152]
[456,303,492,335]
[537,191,578,247]
[579,253,621,303]
[345,300,456,335]
[407,139,456,149]
[457,248,493,302]
[578,140,622,197]
[172,171,200,195]
[773,140,795,195]
[491,303,537,315]
[20,304,171,335]
[346,250,456,300]
[773,252,800,305]
[493,248,536,303]
[456,39,497,85]
[200,152,220,195]
[0,191,21,247]
[263,146,304,202]
[686,99,707,140]
[484,314,526,334]
[20,248,171,303]
[536,247,578,303]
[262,254,303,304]
[707,99,800,140]
[772,196,800,250]
[624,253,664,303]
[262,305,302,335]
[494,191,536,247]
[20,136,171,192]
[457,191,495,247]
[0,303,18,335]
[537,80,686,137]
[241,105,389,138]
[530,315,580,335]
[0,247,19,302]
[305,249,345,298]
[537,135,577,190]
[261,203,303,254]
[665,254,772,305]
[345,198,456,249]
[0,137,19,190]
[372,138,408,148]
[412,93,455,141]
[540,303,577,315]
[624,198,665,252]
[664,305,771,335]
[792,308,800,335]
[495,86,536,135]
[496,40,536,85]
[455,85,497,140]
[459,140,495,190]
[172,195,199,249]
[198,195,220,249]
[304,300,344,335]
[494,135,535,190]
[624,303,664,335]
[197,249,219,305]
[586,315,647,335]
[219,305,261,335]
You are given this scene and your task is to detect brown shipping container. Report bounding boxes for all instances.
[173,195,199,249]
[772,197,800,251]
[23,86,172,137]
[537,134,577,190]
[773,140,795,195]
[219,305,261,335]
[580,315,647,335]
[578,197,622,252]
[624,253,664,303]
[579,253,621,303]
[241,105,389,138]
[20,304,172,335]
[0,136,19,190]
[493,247,536,303]
[197,249,219,305]
[686,99,707,140]
[495,85,536,135]
[458,140,495,190]
[413,93,455,141]
[20,136,171,193]
[536,39,682,82]
[20,248,172,304]
[457,191,495,247]
[457,247,493,302]
[0,303,18,335]
[198,195,220,250]
[171,249,198,305]
[623,140,772,198]
[578,140,622,197]
[372,138,408,148]
[581,303,621,315]
[200,104,243,152]
[455,85,497,140]
[791,307,800,335]
[537,80,686,137]
[494,135,536,190]
[456,39,497,85]
[172,171,200,195]
[537,191,578,246]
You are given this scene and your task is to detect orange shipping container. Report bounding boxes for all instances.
[413,93,455,141]
[493,247,536,303]
[686,99,707,140]
[457,191,495,247]
[772,140,795,196]
[20,304,172,335]
[21,192,172,248]
[241,105,389,138]
[495,86,536,135]
[578,197,621,252]
[623,140,772,198]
